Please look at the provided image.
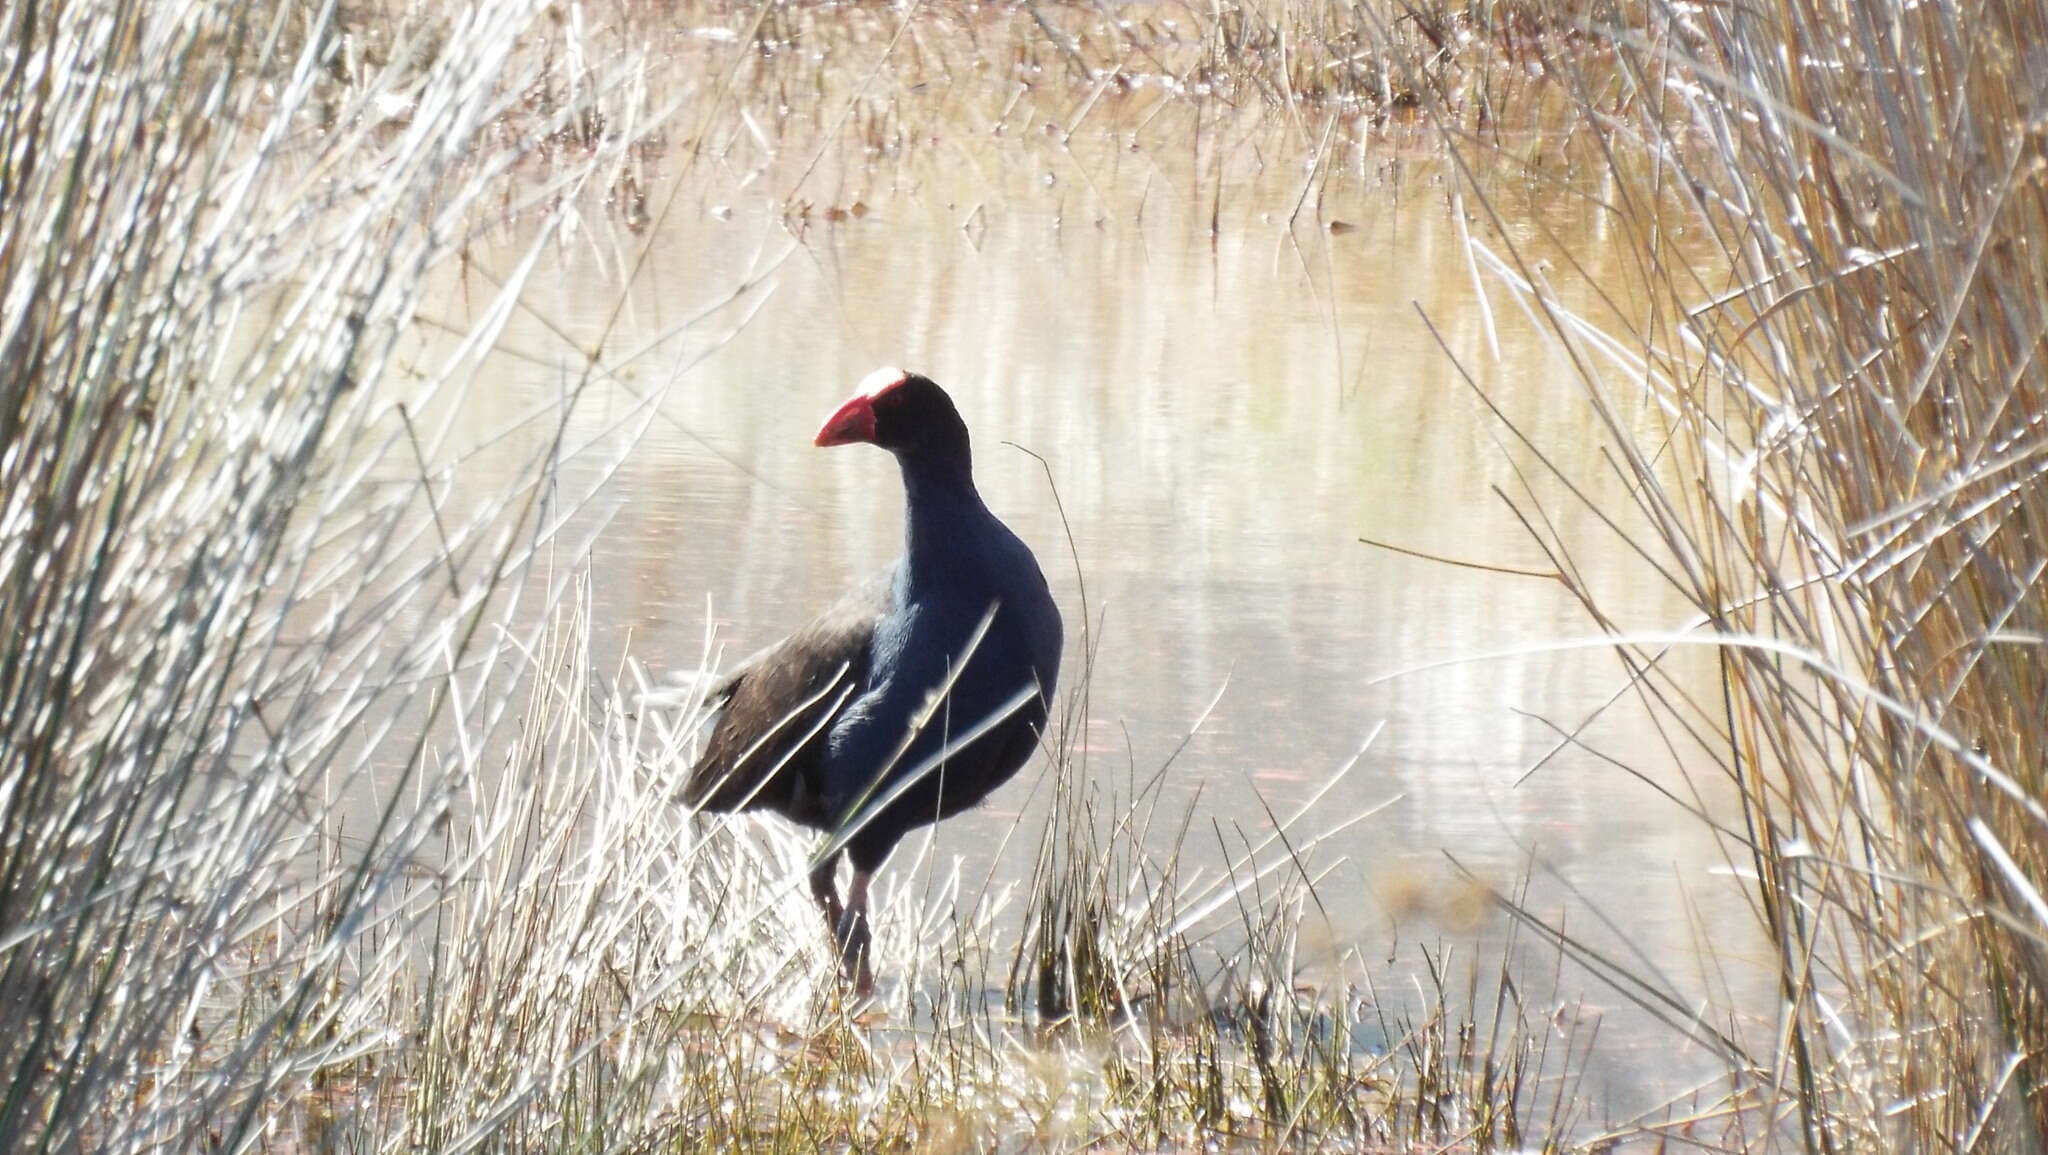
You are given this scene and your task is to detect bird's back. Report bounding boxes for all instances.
[683,575,890,826]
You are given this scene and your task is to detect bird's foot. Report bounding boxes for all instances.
[834,905,874,996]
[809,858,846,936]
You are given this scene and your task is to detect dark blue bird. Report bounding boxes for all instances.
[684,369,1063,993]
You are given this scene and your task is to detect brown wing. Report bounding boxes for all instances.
[682,575,889,827]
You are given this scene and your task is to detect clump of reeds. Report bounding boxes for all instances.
[1417,0,2048,1148]
[0,0,653,1149]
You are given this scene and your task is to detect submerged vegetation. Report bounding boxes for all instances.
[2,0,2045,1151]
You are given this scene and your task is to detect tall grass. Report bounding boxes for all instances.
[1412,0,2048,1148]
[0,0,655,1148]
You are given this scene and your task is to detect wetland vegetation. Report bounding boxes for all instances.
[3,0,2044,1151]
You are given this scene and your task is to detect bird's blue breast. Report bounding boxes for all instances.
[821,542,1059,811]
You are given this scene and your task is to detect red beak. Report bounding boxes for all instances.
[814,395,877,447]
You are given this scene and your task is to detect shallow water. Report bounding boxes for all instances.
[404,105,1764,1122]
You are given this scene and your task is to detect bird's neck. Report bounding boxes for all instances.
[896,446,989,577]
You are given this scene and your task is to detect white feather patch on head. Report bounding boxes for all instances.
[859,365,910,398]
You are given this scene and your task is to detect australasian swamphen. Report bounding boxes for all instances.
[684,369,1063,993]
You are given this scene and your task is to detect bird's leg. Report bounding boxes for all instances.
[808,854,845,937]
[834,869,875,998]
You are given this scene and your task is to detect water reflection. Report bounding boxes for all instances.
[404,117,1761,1119]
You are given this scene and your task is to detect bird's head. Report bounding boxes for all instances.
[814,367,967,458]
